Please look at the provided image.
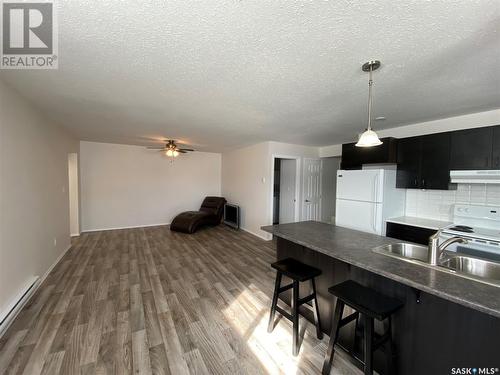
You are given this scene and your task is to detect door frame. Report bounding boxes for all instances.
[301,157,323,221]
[68,153,80,236]
[268,154,301,226]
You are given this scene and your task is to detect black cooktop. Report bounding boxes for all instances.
[448,225,474,233]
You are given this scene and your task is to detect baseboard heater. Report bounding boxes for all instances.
[0,276,40,337]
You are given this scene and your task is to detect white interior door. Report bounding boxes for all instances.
[279,159,296,224]
[302,158,322,221]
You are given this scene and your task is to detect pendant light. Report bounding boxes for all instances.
[355,60,383,147]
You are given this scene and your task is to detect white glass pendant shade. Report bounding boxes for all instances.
[355,129,383,147]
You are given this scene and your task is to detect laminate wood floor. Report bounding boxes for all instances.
[0,225,361,375]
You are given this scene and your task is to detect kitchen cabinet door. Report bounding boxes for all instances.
[493,126,500,169]
[450,127,493,170]
[420,132,452,190]
[340,142,362,169]
[396,136,421,188]
[340,138,397,169]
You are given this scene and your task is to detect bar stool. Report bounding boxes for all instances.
[267,258,323,356]
[322,280,403,375]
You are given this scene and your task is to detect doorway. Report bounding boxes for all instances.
[68,153,80,237]
[272,157,299,224]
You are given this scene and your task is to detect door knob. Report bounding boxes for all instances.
[305,199,310,202]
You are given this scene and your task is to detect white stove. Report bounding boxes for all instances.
[440,204,500,260]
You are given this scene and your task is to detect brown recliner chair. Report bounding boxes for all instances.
[170,196,227,234]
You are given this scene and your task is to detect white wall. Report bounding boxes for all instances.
[269,141,319,159]
[221,142,271,239]
[320,109,500,157]
[221,141,320,240]
[0,80,78,321]
[80,141,221,231]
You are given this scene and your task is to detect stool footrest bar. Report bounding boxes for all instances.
[278,284,293,294]
[339,311,359,328]
[298,294,315,306]
[275,306,293,321]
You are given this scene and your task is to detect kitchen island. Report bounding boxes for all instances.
[262,221,500,375]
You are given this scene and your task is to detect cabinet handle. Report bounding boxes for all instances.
[422,179,426,189]
[414,178,418,187]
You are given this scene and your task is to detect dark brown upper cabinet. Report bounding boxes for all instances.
[396,133,453,190]
[450,127,494,170]
[340,137,398,169]
[420,132,453,190]
[493,127,500,169]
[396,136,420,189]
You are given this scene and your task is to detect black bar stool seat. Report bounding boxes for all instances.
[322,280,404,375]
[329,281,403,321]
[271,257,322,281]
[268,258,323,356]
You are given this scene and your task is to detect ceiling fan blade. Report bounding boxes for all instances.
[178,150,188,153]
[179,148,194,152]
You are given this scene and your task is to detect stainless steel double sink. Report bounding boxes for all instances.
[373,243,500,287]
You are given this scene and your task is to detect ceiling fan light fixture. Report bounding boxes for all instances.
[147,140,194,163]
[355,60,383,148]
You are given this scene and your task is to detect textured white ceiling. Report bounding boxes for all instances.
[1,0,499,151]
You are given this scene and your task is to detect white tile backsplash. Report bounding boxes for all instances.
[404,184,500,221]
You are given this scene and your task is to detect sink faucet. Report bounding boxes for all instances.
[428,230,468,266]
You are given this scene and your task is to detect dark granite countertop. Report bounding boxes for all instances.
[262,221,500,318]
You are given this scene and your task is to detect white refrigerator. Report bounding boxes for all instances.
[335,169,405,235]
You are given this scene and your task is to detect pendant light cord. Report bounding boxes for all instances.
[367,65,373,131]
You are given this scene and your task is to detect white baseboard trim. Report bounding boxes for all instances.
[0,277,39,334]
[82,222,171,233]
[70,233,80,237]
[240,227,272,241]
[0,242,73,338]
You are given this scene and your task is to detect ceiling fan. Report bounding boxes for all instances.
[147,139,195,158]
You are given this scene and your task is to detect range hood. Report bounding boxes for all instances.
[450,170,500,184]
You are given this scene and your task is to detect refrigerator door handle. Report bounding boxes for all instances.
[372,203,377,232]
[373,173,379,202]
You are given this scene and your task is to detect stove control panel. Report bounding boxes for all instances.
[453,204,500,230]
